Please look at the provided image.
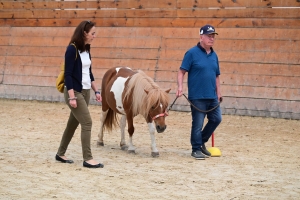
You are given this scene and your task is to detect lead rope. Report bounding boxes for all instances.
[167,94,222,113]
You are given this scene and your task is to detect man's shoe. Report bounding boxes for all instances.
[200,144,211,158]
[83,161,104,168]
[191,151,205,160]
[55,154,74,164]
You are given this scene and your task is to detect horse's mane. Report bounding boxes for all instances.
[123,70,169,118]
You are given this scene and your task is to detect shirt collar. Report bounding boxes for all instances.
[197,42,214,53]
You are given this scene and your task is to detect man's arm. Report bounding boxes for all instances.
[176,69,186,97]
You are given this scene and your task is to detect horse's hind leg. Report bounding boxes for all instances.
[148,122,159,157]
[97,110,108,146]
[120,115,128,150]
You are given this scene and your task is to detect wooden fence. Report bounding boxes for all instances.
[0,0,299,119]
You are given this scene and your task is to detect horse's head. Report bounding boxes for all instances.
[145,88,171,133]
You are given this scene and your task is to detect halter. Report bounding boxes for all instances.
[151,111,168,120]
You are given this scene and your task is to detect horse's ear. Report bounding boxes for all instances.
[165,88,171,93]
[144,89,149,94]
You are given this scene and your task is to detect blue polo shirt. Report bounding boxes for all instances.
[180,42,220,100]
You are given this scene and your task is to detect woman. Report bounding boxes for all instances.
[55,20,103,168]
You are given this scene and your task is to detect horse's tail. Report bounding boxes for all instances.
[103,108,119,132]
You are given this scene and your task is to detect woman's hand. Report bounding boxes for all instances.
[69,99,77,108]
[95,93,102,102]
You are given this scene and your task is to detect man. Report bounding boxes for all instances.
[176,25,222,160]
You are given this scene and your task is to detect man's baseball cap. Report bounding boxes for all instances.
[199,25,218,35]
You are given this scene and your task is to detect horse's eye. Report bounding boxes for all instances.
[151,106,155,109]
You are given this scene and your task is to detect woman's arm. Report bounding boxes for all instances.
[91,81,102,102]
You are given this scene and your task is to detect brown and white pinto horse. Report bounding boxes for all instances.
[97,67,170,157]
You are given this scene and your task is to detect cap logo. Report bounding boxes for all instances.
[207,26,214,32]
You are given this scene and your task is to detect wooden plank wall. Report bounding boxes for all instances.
[0,0,299,119]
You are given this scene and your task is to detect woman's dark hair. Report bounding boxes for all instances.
[69,20,95,53]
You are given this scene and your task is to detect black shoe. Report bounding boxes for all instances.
[83,161,104,168]
[191,151,205,160]
[55,154,74,164]
[200,144,211,158]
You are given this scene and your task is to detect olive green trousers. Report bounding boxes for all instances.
[57,87,93,161]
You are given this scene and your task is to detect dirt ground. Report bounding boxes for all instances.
[0,99,299,200]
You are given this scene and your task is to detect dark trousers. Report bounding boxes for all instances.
[57,87,93,161]
[190,98,222,152]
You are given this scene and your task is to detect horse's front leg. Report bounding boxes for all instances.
[127,117,136,154]
[120,115,128,150]
[97,110,108,146]
[148,122,159,157]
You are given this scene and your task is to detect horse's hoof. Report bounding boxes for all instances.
[128,150,136,154]
[120,145,128,151]
[151,152,159,157]
[97,141,104,146]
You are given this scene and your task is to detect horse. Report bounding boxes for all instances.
[97,67,170,157]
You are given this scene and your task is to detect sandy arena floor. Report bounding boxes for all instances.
[0,99,299,199]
